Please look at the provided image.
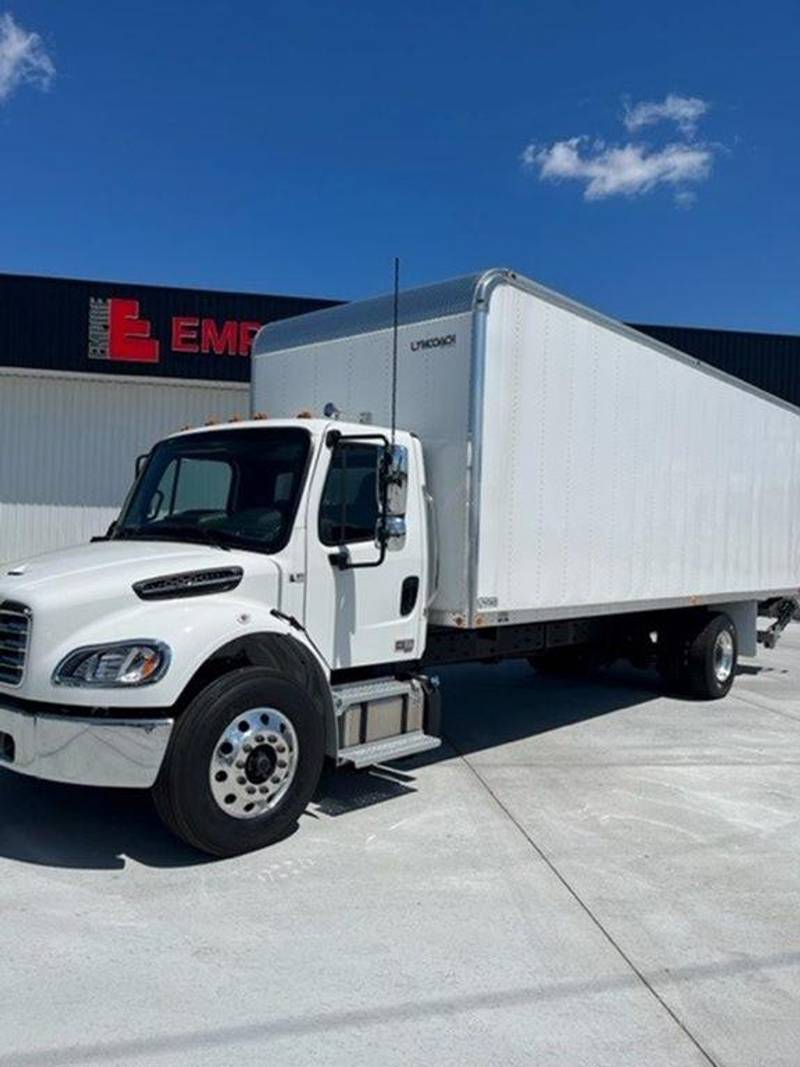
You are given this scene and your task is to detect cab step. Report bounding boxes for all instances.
[332,673,441,768]
[338,731,441,769]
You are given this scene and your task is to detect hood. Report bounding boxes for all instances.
[0,539,287,705]
[0,540,281,615]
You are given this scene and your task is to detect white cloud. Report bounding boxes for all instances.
[521,137,713,203]
[623,94,709,136]
[522,92,716,206]
[674,188,697,209]
[0,11,55,103]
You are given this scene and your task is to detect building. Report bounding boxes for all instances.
[631,323,800,411]
[0,273,337,562]
[1,270,797,563]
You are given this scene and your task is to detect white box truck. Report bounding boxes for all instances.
[0,269,798,856]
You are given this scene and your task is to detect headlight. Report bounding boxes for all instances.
[53,641,170,688]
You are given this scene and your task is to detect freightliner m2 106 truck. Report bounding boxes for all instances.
[1,270,798,856]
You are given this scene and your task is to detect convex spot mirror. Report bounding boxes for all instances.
[380,444,409,516]
[376,514,406,552]
[376,444,409,552]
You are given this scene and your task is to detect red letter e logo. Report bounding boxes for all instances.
[109,299,160,363]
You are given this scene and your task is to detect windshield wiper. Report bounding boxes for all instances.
[115,524,232,551]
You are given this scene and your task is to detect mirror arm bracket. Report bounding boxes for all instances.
[328,542,388,571]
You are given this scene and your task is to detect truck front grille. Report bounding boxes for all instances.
[0,601,31,687]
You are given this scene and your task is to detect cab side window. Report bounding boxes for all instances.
[319,442,380,545]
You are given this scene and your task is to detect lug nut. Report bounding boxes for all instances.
[235,760,245,769]
[271,776,280,784]
[259,786,269,794]
[237,776,246,785]
[255,734,264,743]
[243,744,253,753]
[246,786,256,795]
[277,760,287,768]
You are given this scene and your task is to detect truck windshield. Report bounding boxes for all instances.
[114,427,310,554]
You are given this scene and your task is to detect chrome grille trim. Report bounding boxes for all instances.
[0,602,31,687]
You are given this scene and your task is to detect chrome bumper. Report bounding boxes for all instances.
[0,703,173,789]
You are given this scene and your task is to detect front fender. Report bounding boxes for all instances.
[175,629,337,757]
[34,595,327,709]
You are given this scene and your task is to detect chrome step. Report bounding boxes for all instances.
[338,730,441,769]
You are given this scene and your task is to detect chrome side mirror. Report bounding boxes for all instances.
[381,445,409,516]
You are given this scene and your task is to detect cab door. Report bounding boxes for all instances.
[302,433,425,670]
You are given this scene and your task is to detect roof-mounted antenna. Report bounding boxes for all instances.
[390,256,400,446]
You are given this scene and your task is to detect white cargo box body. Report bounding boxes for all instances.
[253,270,800,629]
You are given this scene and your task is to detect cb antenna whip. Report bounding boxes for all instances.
[390,256,400,446]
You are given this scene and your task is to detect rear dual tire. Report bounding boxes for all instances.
[153,667,325,858]
[660,612,738,700]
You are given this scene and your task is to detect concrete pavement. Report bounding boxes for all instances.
[1,631,799,1065]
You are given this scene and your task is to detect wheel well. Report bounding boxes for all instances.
[174,633,336,754]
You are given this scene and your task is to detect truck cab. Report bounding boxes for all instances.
[0,418,442,856]
[118,418,431,671]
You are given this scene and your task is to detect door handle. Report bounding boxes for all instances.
[400,576,420,616]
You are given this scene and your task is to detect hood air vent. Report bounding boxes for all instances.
[133,567,244,601]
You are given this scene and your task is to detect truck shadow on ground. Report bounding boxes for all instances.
[424,658,663,760]
[0,659,662,871]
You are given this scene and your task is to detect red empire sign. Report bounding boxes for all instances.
[171,316,261,357]
[109,299,160,362]
[88,296,261,365]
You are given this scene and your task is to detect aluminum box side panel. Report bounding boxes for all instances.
[476,282,800,618]
[252,312,475,618]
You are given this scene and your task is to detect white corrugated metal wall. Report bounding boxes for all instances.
[0,368,249,563]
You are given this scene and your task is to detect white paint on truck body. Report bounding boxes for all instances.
[253,269,800,629]
[253,312,474,621]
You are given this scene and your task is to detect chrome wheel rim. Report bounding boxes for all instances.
[209,707,299,819]
[713,630,735,684]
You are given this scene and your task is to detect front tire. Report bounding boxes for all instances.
[153,667,325,857]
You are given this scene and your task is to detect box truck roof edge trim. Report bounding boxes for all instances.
[253,268,800,420]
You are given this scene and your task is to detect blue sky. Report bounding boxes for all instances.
[1,1,798,331]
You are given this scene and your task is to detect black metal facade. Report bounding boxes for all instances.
[0,273,339,383]
[633,323,800,409]
[1,272,796,406]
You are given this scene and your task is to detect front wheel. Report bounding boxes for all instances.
[153,667,325,857]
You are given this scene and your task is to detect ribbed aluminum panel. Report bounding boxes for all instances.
[478,285,800,619]
[254,273,484,354]
[0,371,248,563]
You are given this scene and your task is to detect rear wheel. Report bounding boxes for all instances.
[659,612,737,700]
[153,667,325,857]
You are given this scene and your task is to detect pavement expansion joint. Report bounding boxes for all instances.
[444,731,722,1067]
